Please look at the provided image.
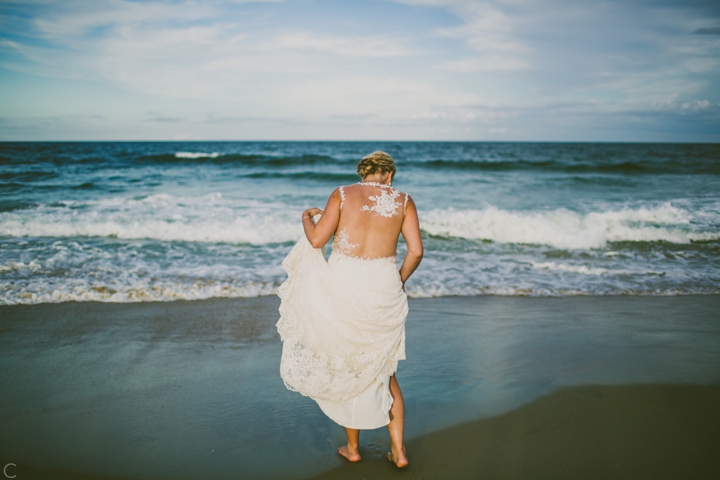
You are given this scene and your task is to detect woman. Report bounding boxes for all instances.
[276,151,423,468]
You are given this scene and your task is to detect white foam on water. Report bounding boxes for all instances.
[5,279,718,304]
[401,247,720,299]
[3,249,718,305]
[0,193,304,244]
[2,197,718,304]
[3,197,716,249]
[174,152,222,158]
[0,260,42,273]
[405,285,545,298]
[406,286,720,298]
[530,261,666,276]
[2,280,279,305]
[422,203,719,249]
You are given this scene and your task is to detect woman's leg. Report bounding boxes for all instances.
[387,374,409,467]
[338,428,361,462]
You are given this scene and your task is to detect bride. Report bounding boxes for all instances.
[277,151,423,468]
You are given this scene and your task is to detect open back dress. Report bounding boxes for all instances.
[277,182,410,429]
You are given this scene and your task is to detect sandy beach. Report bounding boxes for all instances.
[1,295,719,479]
[310,384,720,480]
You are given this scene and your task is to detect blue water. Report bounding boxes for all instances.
[1,141,719,304]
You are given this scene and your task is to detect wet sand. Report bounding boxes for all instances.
[1,295,719,479]
[309,384,720,480]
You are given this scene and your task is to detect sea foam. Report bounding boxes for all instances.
[175,152,222,159]
[3,197,716,249]
[1,280,279,305]
[422,203,717,249]
[0,193,303,244]
[1,195,718,305]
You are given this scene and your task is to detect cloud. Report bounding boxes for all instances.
[437,55,530,72]
[693,27,720,35]
[271,32,414,57]
[433,2,528,54]
[203,115,305,126]
[0,0,417,102]
[407,105,511,125]
[1,0,719,140]
[146,117,184,123]
[268,74,480,119]
[391,0,532,70]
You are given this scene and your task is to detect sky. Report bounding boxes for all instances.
[0,0,719,141]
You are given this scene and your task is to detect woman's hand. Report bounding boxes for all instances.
[303,208,324,220]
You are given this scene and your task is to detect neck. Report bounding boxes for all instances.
[362,173,391,185]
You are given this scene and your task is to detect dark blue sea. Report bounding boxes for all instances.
[1,141,719,304]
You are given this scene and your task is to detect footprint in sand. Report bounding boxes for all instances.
[366,442,387,460]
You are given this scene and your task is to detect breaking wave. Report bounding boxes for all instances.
[3,196,716,251]
[0,193,303,244]
[422,203,719,250]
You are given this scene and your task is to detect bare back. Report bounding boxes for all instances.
[333,183,409,260]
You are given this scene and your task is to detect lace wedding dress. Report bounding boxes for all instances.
[277,183,409,429]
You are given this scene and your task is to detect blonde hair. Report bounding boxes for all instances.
[357,151,396,179]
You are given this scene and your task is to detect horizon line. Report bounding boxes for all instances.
[1,139,719,144]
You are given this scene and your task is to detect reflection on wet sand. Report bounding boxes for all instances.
[0,295,719,479]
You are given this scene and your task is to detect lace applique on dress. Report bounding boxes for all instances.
[360,184,402,218]
[332,227,358,256]
[338,186,346,210]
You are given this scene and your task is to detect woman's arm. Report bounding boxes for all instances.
[301,188,342,248]
[399,195,423,287]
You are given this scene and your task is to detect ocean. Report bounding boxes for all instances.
[1,141,718,305]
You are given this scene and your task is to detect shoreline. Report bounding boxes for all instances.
[1,295,719,479]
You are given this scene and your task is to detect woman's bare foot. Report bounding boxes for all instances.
[338,445,362,462]
[387,446,408,468]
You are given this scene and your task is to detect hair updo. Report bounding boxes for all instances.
[357,151,396,179]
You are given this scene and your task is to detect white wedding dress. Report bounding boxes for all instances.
[277,183,409,429]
